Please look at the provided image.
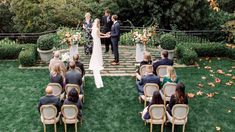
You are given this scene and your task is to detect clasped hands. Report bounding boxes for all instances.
[101,32,111,38]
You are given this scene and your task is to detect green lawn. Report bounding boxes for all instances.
[0,58,234,132]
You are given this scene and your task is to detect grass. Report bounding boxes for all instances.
[0,58,234,132]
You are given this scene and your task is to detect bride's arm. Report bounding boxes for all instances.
[97,29,109,38]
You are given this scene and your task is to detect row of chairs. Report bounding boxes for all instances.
[138,65,189,132]
[41,67,85,132]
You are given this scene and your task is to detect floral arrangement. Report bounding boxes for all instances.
[61,52,70,62]
[132,29,150,45]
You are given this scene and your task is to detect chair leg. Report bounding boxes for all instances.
[144,121,146,126]
[161,123,164,132]
[172,124,174,132]
[75,123,78,132]
[144,100,146,108]
[150,123,152,132]
[183,124,186,132]
[43,123,46,132]
[64,123,67,132]
[54,123,57,132]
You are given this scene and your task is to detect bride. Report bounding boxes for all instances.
[89,18,110,88]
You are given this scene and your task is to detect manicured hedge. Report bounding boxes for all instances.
[0,38,22,59]
[18,44,37,66]
[176,42,234,65]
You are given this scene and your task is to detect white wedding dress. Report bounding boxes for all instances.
[88,27,104,88]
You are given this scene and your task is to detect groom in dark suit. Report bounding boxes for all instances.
[102,9,113,53]
[110,15,120,65]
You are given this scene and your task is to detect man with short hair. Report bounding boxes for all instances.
[102,9,113,53]
[152,51,173,75]
[65,61,83,93]
[66,54,85,77]
[37,86,61,113]
[136,65,161,95]
[49,51,66,74]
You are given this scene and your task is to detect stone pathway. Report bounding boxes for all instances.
[19,45,190,76]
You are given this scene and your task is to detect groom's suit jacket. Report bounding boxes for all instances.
[111,21,120,41]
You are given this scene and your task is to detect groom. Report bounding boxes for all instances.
[110,15,120,65]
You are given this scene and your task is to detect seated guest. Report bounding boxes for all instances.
[67,54,85,77]
[37,86,61,113]
[63,88,83,119]
[136,51,152,76]
[167,82,188,115]
[161,66,179,87]
[141,91,164,120]
[50,63,65,88]
[49,51,66,75]
[152,51,173,75]
[65,61,83,93]
[136,65,161,95]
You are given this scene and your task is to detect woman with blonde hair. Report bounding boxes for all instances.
[49,63,65,88]
[88,18,110,88]
[161,66,179,86]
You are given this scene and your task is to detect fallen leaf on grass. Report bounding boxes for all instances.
[215,78,221,83]
[210,74,214,77]
[232,66,235,69]
[188,93,195,98]
[228,70,232,73]
[204,66,211,70]
[208,82,215,87]
[217,69,225,74]
[209,70,214,73]
[205,57,210,61]
[232,76,235,80]
[214,92,219,95]
[226,81,234,86]
[217,57,221,60]
[228,109,232,113]
[196,91,203,96]
[201,76,206,80]
[225,74,232,77]
[207,93,215,98]
[232,97,235,100]
[215,126,221,131]
[197,83,204,88]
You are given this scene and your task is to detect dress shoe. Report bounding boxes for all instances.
[110,60,116,63]
[111,62,120,65]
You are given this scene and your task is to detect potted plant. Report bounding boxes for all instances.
[159,33,177,60]
[37,34,57,63]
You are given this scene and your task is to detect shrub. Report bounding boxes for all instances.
[37,33,58,50]
[160,33,176,50]
[120,32,135,46]
[176,44,198,65]
[19,44,37,66]
[0,38,22,59]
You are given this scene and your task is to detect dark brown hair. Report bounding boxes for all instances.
[105,9,110,14]
[162,50,168,58]
[175,82,186,104]
[68,88,79,102]
[151,91,164,104]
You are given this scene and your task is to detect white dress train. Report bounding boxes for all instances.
[88,27,104,88]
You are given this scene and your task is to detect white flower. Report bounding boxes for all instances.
[62,52,70,62]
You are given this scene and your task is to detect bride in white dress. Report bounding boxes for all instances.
[89,19,109,88]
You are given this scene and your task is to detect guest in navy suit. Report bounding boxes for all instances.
[153,50,173,75]
[136,65,161,95]
[110,15,120,65]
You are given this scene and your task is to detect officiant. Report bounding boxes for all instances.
[83,12,93,55]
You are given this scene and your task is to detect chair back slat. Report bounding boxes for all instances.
[149,105,166,120]
[65,84,80,95]
[172,104,189,120]
[139,65,152,76]
[62,105,78,119]
[156,65,168,78]
[144,83,159,97]
[40,105,57,120]
[162,83,177,97]
[48,83,62,97]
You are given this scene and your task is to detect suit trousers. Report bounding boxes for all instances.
[104,37,113,52]
[111,37,119,63]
